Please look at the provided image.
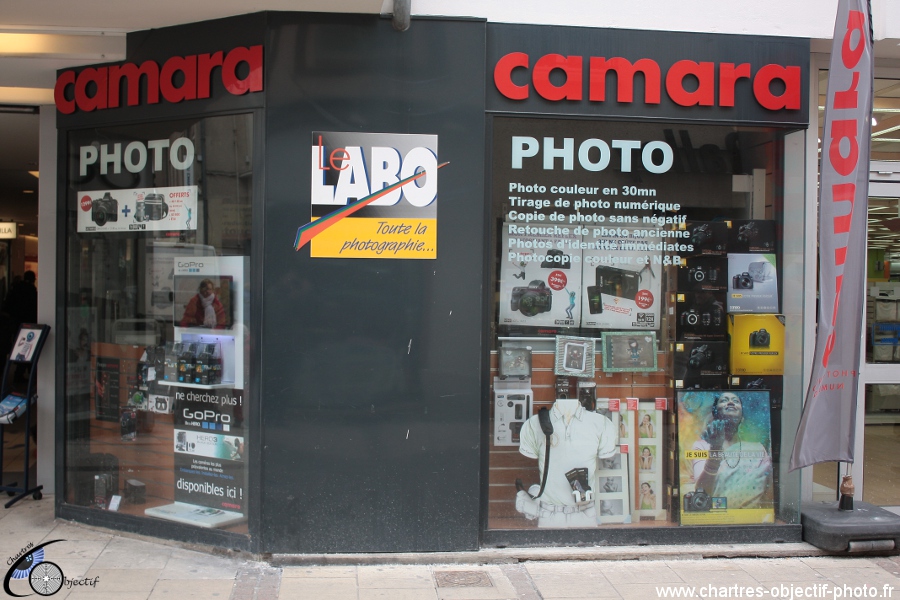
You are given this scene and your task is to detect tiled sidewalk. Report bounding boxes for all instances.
[0,495,898,599]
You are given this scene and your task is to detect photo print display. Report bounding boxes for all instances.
[554,335,596,378]
[635,399,667,521]
[602,331,658,373]
[677,390,774,525]
[595,399,630,524]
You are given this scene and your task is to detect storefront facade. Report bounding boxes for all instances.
[53,11,815,554]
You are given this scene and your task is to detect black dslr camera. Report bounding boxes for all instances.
[733,272,754,289]
[684,488,712,512]
[690,224,713,246]
[737,222,759,243]
[510,280,553,317]
[681,308,701,326]
[541,249,570,269]
[688,265,718,283]
[134,193,169,222]
[688,344,714,369]
[749,329,771,347]
[744,378,766,389]
[91,192,119,226]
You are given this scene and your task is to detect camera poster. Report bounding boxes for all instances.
[677,390,774,525]
[76,186,198,233]
[581,226,662,331]
[173,429,245,513]
[500,221,583,328]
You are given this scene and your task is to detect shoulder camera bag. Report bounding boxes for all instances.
[515,408,553,500]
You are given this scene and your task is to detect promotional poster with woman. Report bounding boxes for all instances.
[677,390,774,525]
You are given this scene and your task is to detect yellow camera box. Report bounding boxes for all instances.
[727,314,785,375]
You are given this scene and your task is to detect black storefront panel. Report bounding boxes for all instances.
[260,15,487,553]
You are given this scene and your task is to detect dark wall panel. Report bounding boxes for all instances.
[260,14,487,553]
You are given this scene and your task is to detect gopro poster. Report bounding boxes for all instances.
[300,131,442,259]
[76,186,198,233]
[677,390,774,525]
[174,429,245,512]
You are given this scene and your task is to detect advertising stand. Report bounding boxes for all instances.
[0,324,50,508]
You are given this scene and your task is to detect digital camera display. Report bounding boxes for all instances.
[91,192,119,227]
[510,280,553,317]
[732,272,754,289]
[595,266,639,300]
[683,488,712,512]
[749,329,771,347]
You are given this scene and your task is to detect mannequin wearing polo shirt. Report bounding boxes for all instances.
[518,399,619,527]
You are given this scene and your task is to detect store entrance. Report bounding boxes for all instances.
[813,179,900,513]
[860,180,900,513]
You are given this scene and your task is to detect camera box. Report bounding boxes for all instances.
[677,256,728,292]
[729,375,784,409]
[679,221,728,257]
[674,341,729,382]
[728,220,776,253]
[149,394,174,414]
[673,375,728,390]
[727,253,779,313]
[728,314,785,375]
[674,292,727,341]
[493,377,533,447]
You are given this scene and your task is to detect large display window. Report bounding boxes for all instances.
[63,114,253,534]
[488,116,805,533]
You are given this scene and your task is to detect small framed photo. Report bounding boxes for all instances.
[601,331,658,373]
[554,336,596,377]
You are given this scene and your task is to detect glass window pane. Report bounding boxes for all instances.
[63,114,253,534]
[487,117,803,531]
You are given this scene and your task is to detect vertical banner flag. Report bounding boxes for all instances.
[790,0,873,471]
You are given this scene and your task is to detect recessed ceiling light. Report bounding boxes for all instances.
[22,190,33,194]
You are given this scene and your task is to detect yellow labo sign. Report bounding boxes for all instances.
[309,217,437,259]
[306,131,440,259]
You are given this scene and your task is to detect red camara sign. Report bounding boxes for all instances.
[493,52,801,110]
[54,45,263,115]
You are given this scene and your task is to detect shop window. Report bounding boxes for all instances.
[63,115,253,533]
[488,117,803,531]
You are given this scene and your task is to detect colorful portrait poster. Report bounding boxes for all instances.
[677,390,774,525]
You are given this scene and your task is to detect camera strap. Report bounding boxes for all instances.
[516,408,553,500]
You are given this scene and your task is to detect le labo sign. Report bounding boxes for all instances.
[487,23,810,125]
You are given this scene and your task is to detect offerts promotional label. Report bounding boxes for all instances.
[299,131,443,259]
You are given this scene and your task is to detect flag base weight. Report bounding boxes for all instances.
[801,501,900,553]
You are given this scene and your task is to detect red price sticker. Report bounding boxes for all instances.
[80,195,92,212]
[547,270,567,290]
[635,289,654,309]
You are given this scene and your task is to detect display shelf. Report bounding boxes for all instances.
[871,322,900,362]
[161,381,235,390]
